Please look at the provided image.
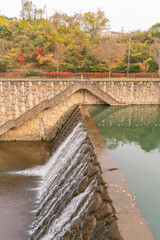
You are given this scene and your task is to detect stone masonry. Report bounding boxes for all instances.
[0,79,160,125]
[0,79,160,140]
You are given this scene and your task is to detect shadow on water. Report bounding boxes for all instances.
[88,104,160,240]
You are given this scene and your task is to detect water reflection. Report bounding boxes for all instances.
[0,141,51,171]
[89,105,160,152]
[88,105,160,240]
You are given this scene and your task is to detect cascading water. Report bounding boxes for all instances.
[24,123,98,240]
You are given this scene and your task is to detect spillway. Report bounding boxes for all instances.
[28,122,97,239]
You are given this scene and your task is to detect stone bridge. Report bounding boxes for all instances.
[0,79,160,140]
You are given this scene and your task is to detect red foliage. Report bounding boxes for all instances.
[43,71,159,78]
[127,72,159,78]
[32,48,45,58]
[12,72,21,77]
[32,51,39,57]
[18,53,25,64]
[38,47,45,56]
[77,53,81,59]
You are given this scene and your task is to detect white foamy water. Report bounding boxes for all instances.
[22,123,97,240]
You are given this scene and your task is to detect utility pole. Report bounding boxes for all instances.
[127,38,131,75]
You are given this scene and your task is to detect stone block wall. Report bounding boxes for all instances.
[0,90,104,141]
[95,80,160,104]
[0,81,73,125]
[0,79,160,137]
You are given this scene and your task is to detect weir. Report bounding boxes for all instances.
[13,109,123,240]
[29,123,98,239]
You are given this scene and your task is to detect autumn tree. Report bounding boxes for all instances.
[20,1,46,21]
[2,4,160,74]
[150,38,160,74]
[53,43,64,74]
[139,61,150,73]
[0,39,11,56]
[82,9,109,39]
[36,43,64,74]
[0,39,10,72]
[0,25,12,39]
[150,23,160,38]
[95,38,125,77]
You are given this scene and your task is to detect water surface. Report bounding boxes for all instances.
[0,141,51,240]
[88,105,160,240]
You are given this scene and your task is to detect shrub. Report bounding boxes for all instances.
[0,59,8,72]
[24,70,43,76]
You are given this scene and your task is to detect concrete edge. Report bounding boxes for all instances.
[79,106,156,240]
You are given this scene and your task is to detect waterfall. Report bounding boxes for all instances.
[27,122,97,240]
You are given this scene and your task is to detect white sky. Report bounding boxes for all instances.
[0,0,160,32]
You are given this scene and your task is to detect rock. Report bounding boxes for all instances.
[88,193,102,214]
[78,177,88,193]
[82,216,97,240]
[83,163,93,176]
[88,166,99,177]
[81,145,90,155]
[94,184,104,193]
[95,202,113,221]
[70,219,80,231]
[93,220,108,236]
[108,221,123,240]
[87,175,96,186]
[75,232,83,240]
[63,231,72,240]
[91,156,100,166]
[101,189,111,202]
[97,174,105,185]
[72,188,79,197]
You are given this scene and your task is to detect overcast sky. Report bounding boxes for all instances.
[1,0,160,32]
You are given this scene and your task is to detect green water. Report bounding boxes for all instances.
[88,105,160,240]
